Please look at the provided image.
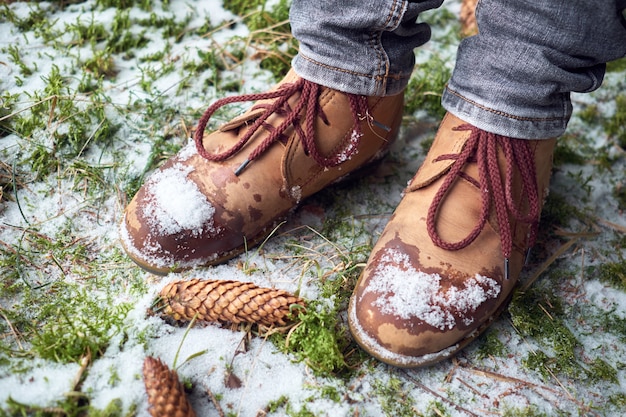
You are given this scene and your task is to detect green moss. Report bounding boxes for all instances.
[271,299,348,375]
[4,396,86,417]
[269,225,370,373]
[502,405,551,417]
[68,160,110,197]
[596,310,626,345]
[183,49,226,75]
[67,17,108,46]
[259,396,318,417]
[0,230,134,364]
[5,45,34,77]
[139,12,192,41]
[145,133,183,172]
[475,327,506,359]
[106,29,150,56]
[3,396,136,417]
[511,285,623,389]
[1,2,48,33]
[404,54,451,120]
[222,0,265,16]
[88,398,135,417]
[537,192,587,234]
[588,260,626,291]
[606,56,626,73]
[609,393,626,409]
[265,395,289,414]
[522,350,581,381]
[586,358,619,384]
[83,49,117,78]
[318,385,341,403]
[0,92,18,137]
[0,250,22,297]
[29,284,132,363]
[510,287,583,380]
[24,145,58,179]
[604,94,626,149]
[8,69,119,179]
[285,405,316,417]
[553,134,587,166]
[77,72,102,94]
[373,376,417,417]
[96,0,149,9]
[613,183,626,211]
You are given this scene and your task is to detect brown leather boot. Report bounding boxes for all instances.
[348,113,556,367]
[120,70,404,274]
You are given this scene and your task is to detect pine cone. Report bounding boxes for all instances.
[143,356,196,417]
[157,278,305,326]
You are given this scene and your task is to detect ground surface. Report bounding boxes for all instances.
[1,1,626,416]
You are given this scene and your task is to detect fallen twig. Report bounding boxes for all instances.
[522,229,599,292]
[400,369,480,417]
[458,364,601,416]
[205,386,225,417]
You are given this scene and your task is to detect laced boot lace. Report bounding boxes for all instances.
[193,77,383,176]
[426,124,541,280]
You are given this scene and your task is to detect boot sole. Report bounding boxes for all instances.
[121,223,276,276]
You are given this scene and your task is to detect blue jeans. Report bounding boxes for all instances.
[290,0,626,139]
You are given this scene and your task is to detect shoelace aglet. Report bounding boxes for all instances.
[524,248,532,266]
[360,112,391,133]
[372,119,391,132]
[234,159,251,176]
[504,258,510,280]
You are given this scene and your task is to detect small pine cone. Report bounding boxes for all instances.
[143,356,196,417]
[157,278,305,326]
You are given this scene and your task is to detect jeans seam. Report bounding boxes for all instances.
[445,85,564,122]
[372,0,404,93]
[368,31,385,93]
[298,53,406,82]
[298,53,382,79]
[378,0,397,30]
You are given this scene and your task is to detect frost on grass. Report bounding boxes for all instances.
[0,361,81,408]
[1,0,626,416]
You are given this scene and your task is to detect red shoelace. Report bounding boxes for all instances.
[426,124,541,279]
[193,77,371,176]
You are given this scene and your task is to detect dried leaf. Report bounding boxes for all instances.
[224,368,242,389]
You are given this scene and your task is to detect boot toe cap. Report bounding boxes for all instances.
[348,242,503,367]
[119,161,229,274]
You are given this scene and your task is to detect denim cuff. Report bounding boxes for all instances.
[290,0,443,96]
[292,53,411,97]
[442,84,571,139]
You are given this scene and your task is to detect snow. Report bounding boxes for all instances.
[0,360,81,407]
[142,162,217,236]
[362,247,501,330]
[348,302,463,367]
[1,0,625,416]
